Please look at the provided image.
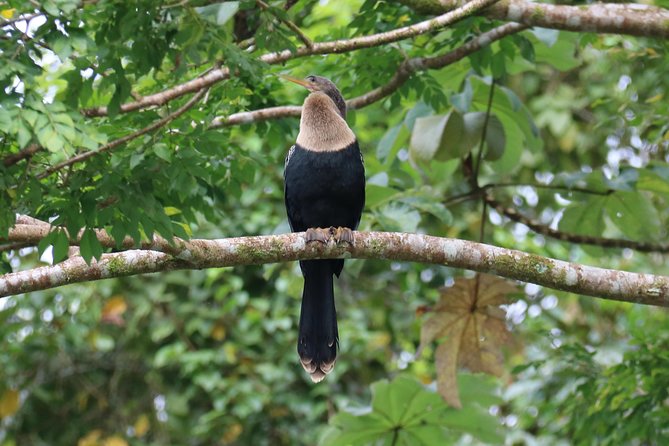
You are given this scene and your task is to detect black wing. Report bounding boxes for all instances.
[284,145,298,232]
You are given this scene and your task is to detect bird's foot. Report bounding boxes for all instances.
[305,227,331,244]
[333,227,354,245]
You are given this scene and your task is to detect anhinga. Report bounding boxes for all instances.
[282,75,366,382]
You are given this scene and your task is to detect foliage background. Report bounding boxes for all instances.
[1,0,669,444]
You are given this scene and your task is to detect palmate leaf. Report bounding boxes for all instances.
[418,275,517,407]
[320,377,451,446]
[321,375,504,445]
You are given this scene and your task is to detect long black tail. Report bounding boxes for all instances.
[297,259,338,383]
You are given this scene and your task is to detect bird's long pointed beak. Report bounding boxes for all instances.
[280,74,316,91]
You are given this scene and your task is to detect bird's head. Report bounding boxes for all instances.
[281,74,347,119]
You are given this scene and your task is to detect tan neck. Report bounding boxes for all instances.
[296,92,355,152]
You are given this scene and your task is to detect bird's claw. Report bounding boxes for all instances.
[306,227,354,246]
[306,227,331,244]
[334,227,354,245]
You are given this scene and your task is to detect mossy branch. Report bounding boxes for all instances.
[399,0,669,38]
[1,230,668,307]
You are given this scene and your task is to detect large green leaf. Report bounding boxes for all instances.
[469,76,542,175]
[376,124,402,161]
[605,191,661,240]
[366,184,400,208]
[321,377,449,446]
[409,111,465,162]
[637,166,669,194]
[195,1,240,26]
[534,31,581,71]
[321,376,503,446]
[79,227,103,264]
[461,112,506,161]
[559,196,607,236]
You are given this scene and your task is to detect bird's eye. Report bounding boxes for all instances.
[307,76,315,82]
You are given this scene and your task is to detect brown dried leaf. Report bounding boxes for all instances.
[418,274,517,406]
[0,389,20,418]
[101,295,127,326]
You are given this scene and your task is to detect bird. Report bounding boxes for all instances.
[282,75,365,382]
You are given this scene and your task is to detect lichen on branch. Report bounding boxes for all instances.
[399,0,669,38]
[2,230,668,307]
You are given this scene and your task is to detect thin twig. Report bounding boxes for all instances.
[484,193,669,253]
[256,0,313,48]
[488,182,613,196]
[443,181,615,207]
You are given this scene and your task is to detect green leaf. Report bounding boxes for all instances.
[401,197,453,225]
[637,168,669,194]
[376,204,421,232]
[409,111,465,162]
[0,254,10,274]
[484,114,506,160]
[154,143,172,161]
[491,52,507,78]
[404,101,433,131]
[108,62,132,116]
[320,412,391,446]
[450,77,473,113]
[52,112,75,127]
[559,196,607,236]
[52,36,73,59]
[37,230,57,259]
[460,112,506,161]
[469,76,542,173]
[531,28,560,47]
[605,191,660,240]
[370,378,435,424]
[52,229,70,263]
[322,377,450,446]
[500,86,522,111]
[195,2,240,26]
[17,122,32,148]
[54,123,76,143]
[366,184,399,208]
[79,227,102,264]
[535,31,581,71]
[37,125,64,152]
[154,342,187,368]
[0,108,15,129]
[376,124,401,161]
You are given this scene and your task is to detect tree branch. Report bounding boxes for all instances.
[212,105,302,127]
[1,231,668,306]
[4,222,185,256]
[80,0,500,117]
[79,1,668,119]
[211,23,526,128]
[484,193,669,253]
[491,1,669,38]
[2,143,41,167]
[400,0,669,38]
